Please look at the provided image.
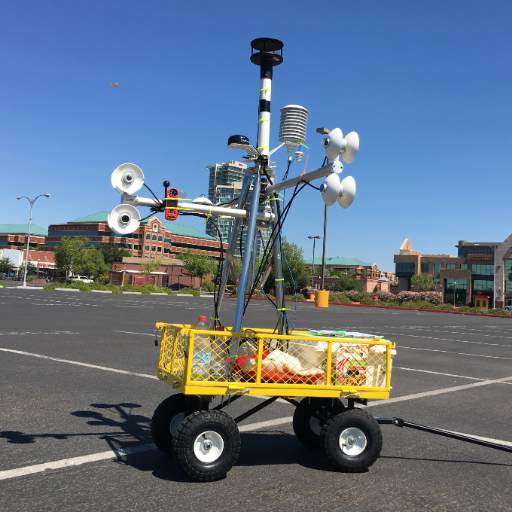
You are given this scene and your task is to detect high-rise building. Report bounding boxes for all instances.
[205,161,270,259]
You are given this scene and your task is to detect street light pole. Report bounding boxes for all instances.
[321,204,328,290]
[17,194,50,287]
[308,235,321,288]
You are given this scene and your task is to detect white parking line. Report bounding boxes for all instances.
[394,367,485,381]
[400,345,512,360]
[0,348,158,380]
[113,330,155,337]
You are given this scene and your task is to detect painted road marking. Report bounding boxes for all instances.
[393,367,485,381]
[2,378,512,482]
[113,330,155,337]
[0,348,158,380]
[400,345,512,360]
[383,331,511,348]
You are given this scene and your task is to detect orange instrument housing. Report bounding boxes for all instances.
[165,188,179,221]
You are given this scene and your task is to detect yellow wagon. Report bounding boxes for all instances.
[151,323,396,481]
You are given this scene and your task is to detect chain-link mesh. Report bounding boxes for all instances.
[158,325,393,389]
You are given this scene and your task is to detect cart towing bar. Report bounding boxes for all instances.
[376,417,512,454]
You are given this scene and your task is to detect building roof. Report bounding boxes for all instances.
[0,224,48,236]
[160,222,216,241]
[67,212,217,241]
[305,257,373,267]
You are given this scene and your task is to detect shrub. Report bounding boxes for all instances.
[396,290,442,305]
[295,293,305,301]
[201,279,215,293]
[457,306,472,312]
[0,281,6,288]
[177,288,200,296]
[43,282,121,293]
[329,292,351,303]
[375,291,397,302]
[401,300,436,309]
[360,296,377,305]
[436,304,456,311]
[486,308,511,315]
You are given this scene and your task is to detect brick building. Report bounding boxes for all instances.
[0,224,47,249]
[45,212,227,260]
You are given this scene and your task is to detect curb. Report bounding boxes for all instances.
[228,296,512,319]
[55,288,80,292]
[122,291,142,295]
[91,290,113,293]
[149,293,169,296]
[15,286,44,290]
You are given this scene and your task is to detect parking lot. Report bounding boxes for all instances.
[1,289,511,511]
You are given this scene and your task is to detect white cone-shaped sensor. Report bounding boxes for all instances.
[108,204,141,235]
[320,173,342,206]
[338,176,356,209]
[111,163,144,194]
[341,132,359,164]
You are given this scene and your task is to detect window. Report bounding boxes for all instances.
[446,279,467,290]
[395,262,415,277]
[434,264,442,273]
[164,238,171,243]
[146,234,150,240]
[472,264,493,275]
[158,236,163,242]
[421,263,429,273]
[133,245,141,250]
[153,224,158,230]
[151,246,156,251]
[152,235,157,241]
[145,245,150,251]
[473,280,493,291]
[460,264,467,270]
[157,247,162,252]
[505,260,512,292]
[164,248,171,254]
[446,264,455,270]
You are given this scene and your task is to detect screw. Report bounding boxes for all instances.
[347,436,357,446]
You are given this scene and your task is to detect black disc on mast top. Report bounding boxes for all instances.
[250,38,283,67]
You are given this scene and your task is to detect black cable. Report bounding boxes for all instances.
[305,182,320,191]
[243,182,306,316]
[143,183,161,203]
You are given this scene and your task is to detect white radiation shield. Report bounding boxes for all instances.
[338,176,356,209]
[341,132,359,164]
[111,163,145,194]
[108,204,141,235]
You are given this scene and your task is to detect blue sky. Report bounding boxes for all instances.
[1,0,511,272]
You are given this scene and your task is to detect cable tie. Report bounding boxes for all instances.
[257,118,270,123]
[275,278,284,281]
[268,197,282,201]
[260,88,271,92]
[203,205,213,225]
[257,146,269,150]
[277,308,291,311]
[210,317,220,321]
[165,197,192,201]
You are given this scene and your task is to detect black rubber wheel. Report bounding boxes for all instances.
[293,397,345,450]
[321,408,382,473]
[172,410,241,482]
[151,394,201,455]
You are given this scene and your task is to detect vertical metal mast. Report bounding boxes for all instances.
[231,38,284,335]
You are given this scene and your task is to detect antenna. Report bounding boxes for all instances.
[111,163,144,194]
[107,204,141,234]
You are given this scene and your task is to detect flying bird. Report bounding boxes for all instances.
[110,83,118,87]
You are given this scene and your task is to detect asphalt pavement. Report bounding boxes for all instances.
[0,289,511,511]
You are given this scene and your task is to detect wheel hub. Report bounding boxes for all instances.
[193,431,224,463]
[339,427,367,456]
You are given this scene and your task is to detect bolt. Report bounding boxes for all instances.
[203,440,212,451]
[347,436,357,446]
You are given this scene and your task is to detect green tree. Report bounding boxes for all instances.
[54,236,90,277]
[180,250,217,290]
[360,269,369,278]
[333,273,363,292]
[18,261,37,277]
[265,237,306,291]
[0,257,14,273]
[138,258,162,285]
[411,273,437,291]
[18,243,44,251]
[75,248,110,279]
[96,243,131,266]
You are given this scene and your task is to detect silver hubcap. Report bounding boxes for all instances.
[193,431,224,463]
[339,427,367,456]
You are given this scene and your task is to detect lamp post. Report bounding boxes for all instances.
[453,280,456,308]
[17,194,50,287]
[308,236,321,288]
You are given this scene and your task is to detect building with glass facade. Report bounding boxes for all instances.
[394,236,512,309]
[205,160,270,258]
